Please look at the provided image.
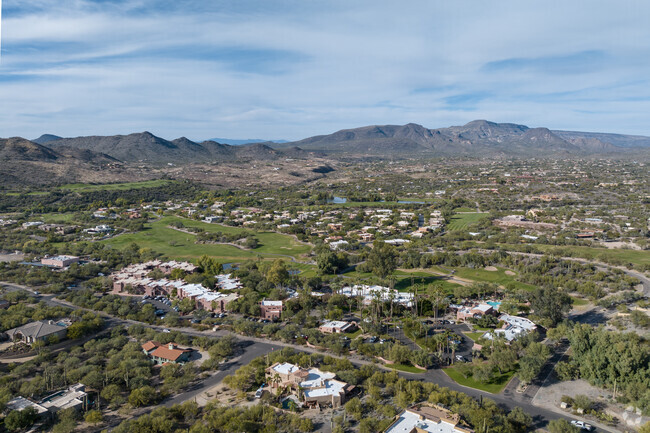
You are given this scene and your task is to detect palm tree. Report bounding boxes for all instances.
[272,373,282,394]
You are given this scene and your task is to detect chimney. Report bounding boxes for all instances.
[168,343,174,350]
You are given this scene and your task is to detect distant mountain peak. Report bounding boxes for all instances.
[33,134,63,145]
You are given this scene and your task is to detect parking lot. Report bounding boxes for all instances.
[141,295,175,315]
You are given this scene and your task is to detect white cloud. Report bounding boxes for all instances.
[1,0,650,139]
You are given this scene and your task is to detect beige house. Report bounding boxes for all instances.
[266,362,352,408]
[385,404,474,433]
[318,320,356,334]
[6,320,69,345]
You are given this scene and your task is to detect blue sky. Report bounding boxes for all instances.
[1,0,650,140]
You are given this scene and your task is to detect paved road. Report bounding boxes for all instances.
[1,281,618,432]
[163,340,279,407]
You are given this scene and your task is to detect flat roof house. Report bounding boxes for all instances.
[40,384,87,413]
[319,320,357,334]
[5,320,69,345]
[41,255,80,268]
[484,314,537,342]
[266,362,352,408]
[385,404,474,433]
[6,384,88,418]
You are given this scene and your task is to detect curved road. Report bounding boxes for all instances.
[0,282,620,432]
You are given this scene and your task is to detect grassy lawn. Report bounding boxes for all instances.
[443,367,514,394]
[447,212,489,231]
[453,267,536,291]
[453,207,477,213]
[347,328,363,339]
[495,243,650,268]
[39,212,78,223]
[58,179,174,192]
[394,271,462,293]
[464,332,486,341]
[390,363,427,374]
[570,296,590,306]
[101,216,312,262]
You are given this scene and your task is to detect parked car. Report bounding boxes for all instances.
[570,421,594,431]
[455,355,466,362]
[162,328,171,333]
[368,336,378,343]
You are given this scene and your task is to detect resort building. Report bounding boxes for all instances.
[40,255,80,268]
[260,299,283,320]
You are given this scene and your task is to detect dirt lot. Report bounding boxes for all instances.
[0,253,24,263]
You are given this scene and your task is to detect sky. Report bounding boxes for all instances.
[1,0,650,141]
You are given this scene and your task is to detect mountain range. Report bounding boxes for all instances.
[34,132,306,163]
[272,120,650,156]
[4,119,649,168]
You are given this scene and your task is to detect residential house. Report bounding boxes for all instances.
[40,384,88,413]
[142,341,193,365]
[319,321,357,334]
[5,320,69,345]
[266,362,352,408]
[483,314,537,343]
[385,404,474,433]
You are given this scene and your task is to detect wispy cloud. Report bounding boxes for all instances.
[1,0,650,139]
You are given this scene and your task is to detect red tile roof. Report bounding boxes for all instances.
[150,344,191,362]
[142,341,161,352]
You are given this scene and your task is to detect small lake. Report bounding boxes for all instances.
[398,200,425,204]
[328,196,347,203]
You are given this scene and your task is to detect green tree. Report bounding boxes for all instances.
[266,260,289,287]
[197,255,222,276]
[4,407,38,432]
[84,410,103,424]
[490,346,517,374]
[547,419,580,433]
[529,287,572,327]
[344,397,362,420]
[366,241,397,279]
[128,386,156,407]
[506,407,533,433]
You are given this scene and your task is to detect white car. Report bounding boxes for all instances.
[162,328,171,333]
[570,420,594,431]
